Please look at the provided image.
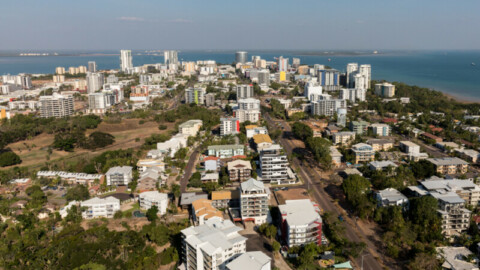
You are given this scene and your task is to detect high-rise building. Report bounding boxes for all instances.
[337,108,347,127]
[346,63,358,88]
[236,84,254,100]
[292,58,301,68]
[237,98,260,110]
[86,72,104,93]
[53,75,65,83]
[78,66,87,73]
[257,70,270,86]
[304,82,323,101]
[359,64,371,89]
[317,69,340,91]
[205,93,216,107]
[164,50,178,65]
[20,75,32,89]
[234,109,260,123]
[375,82,396,97]
[278,56,289,72]
[312,99,346,117]
[88,61,97,72]
[240,178,270,224]
[39,93,74,118]
[183,61,196,73]
[55,67,65,75]
[340,88,366,103]
[259,144,290,184]
[185,88,206,105]
[68,67,79,75]
[120,50,133,72]
[220,117,240,136]
[235,51,248,64]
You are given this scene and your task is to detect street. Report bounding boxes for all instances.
[180,148,200,193]
[264,113,396,270]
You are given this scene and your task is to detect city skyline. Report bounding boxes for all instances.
[1,0,480,51]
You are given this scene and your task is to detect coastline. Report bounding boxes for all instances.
[442,92,480,104]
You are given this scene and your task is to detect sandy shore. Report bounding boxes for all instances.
[442,92,480,104]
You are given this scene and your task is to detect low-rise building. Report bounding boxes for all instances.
[332,131,356,145]
[427,157,469,175]
[455,148,480,164]
[369,160,398,172]
[375,188,409,207]
[240,178,270,225]
[208,145,245,158]
[435,142,460,153]
[279,199,323,247]
[245,125,268,138]
[227,160,252,182]
[226,251,271,270]
[138,191,168,214]
[370,123,391,137]
[436,247,479,270]
[181,219,247,270]
[106,166,133,186]
[204,156,222,172]
[220,117,240,136]
[81,196,120,219]
[330,146,343,167]
[201,172,219,183]
[179,119,203,137]
[253,134,273,151]
[367,139,394,151]
[37,171,103,186]
[349,120,369,135]
[352,143,375,164]
[180,192,209,210]
[211,190,240,209]
[192,199,224,225]
[136,159,165,174]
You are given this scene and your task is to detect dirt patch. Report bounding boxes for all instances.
[81,217,150,232]
[274,188,310,205]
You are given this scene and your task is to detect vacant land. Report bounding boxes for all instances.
[2,119,176,170]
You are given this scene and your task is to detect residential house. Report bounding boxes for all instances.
[376,188,409,207]
[227,160,252,182]
[330,147,343,167]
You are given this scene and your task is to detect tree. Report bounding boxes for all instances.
[409,196,442,242]
[146,205,159,222]
[270,99,286,119]
[160,247,179,265]
[407,253,440,270]
[258,224,277,240]
[188,172,202,188]
[410,160,436,179]
[291,122,313,141]
[65,185,90,202]
[0,151,21,167]
[306,137,332,168]
[74,263,107,270]
[272,241,281,253]
[342,175,375,219]
[86,132,115,150]
[114,211,123,219]
[170,184,181,199]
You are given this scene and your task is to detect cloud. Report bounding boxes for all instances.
[117,17,145,22]
[167,18,193,24]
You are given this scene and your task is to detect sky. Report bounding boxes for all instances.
[1,0,480,51]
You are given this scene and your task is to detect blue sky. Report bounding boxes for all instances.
[1,0,479,50]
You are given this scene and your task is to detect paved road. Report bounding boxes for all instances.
[264,114,393,270]
[180,148,200,193]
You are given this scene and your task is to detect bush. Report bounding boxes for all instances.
[158,125,167,130]
[85,132,115,150]
[0,151,21,167]
[160,247,179,265]
[114,211,123,219]
[65,185,90,202]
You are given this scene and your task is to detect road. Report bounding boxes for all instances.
[264,114,394,270]
[180,148,200,193]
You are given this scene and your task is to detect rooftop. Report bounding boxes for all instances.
[180,192,209,206]
[106,166,133,175]
[252,134,273,144]
[81,196,119,206]
[227,159,252,171]
[377,188,408,204]
[226,251,271,270]
[139,191,168,201]
[436,246,478,270]
[427,157,469,166]
[208,144,244,151]
[279,199,322,226]
[240,178,266,192]
[192,199,223,220]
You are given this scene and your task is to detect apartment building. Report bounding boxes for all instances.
[370,123,391,137]
[179,119,203,137]
[208,145,245,158]
[106,166,133,186]
[375,188,409,207]
[220,118,240,136]
[400,141,421,154]
[259,144,289,184]
[311,99,346,117]
[240,178,270,225]
[138,191,169,214]
[185,88,206,105]
[349,120,370,135]
[427,157,469,175]
[237,98,260,110]
[181,219,247,270]
[279,199,323,247]
[351,143,375,164]
[233,109,260,123]
[455,148,480,164]
[37,171,103,186]
[227,160,252,182]
[211,190,240,209]
[245,125,268,138]
[414,176,480,206]
[375,82,395,97]
[432,192,471,237]
[136,159,165,174]
[81,196,120,219]
[253,134,273,151]
[236,84,254,100]
[332,132,356,145]
[39,93,74,118]
[367,139,394,151]
[205,93,216,107]
[330,147,343,167]
[226,251,271,270]
[192,199,224,225]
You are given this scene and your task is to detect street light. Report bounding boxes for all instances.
[361,253,371,270]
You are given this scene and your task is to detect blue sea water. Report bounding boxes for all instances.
[0,50,479,100]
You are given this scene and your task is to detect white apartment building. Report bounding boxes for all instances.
[375,82,395,97]
[208,145,245,158]
[279,199,323,247]
[185,88,206,105]
[304,82,323,101]
[220,117,240,136]
[376,188,409,207]
[155,133,189,158]
[245,126,268,138]
[234,109,260,123]
[257,70,270,86]
[88,92,116,114]
[106,166,133,186]
[164,50,178,65]
[81,196,120,219]
[226,251,271,270]
[138,191,169,214]
[371,123,391,136]
[311,99,346,117]
[86,72,104,93]
[340,88,366,103]
[346,63,358,88]
[259,144,290,184]
[120,50,133,72]
[237,98,260,110]
[399,141,420,155]
[332,131,356,145]
[179,119,203,137]
[236,84,254,100]
[39,93,74,118]
[181,219,247,270]
[240,178,270,225]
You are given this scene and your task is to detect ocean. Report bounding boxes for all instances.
[0,50,479,101]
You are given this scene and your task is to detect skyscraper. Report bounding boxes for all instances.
[235,51,248,64]
[86,72,104,93]
[120,50,133,72]
[359,64,371,89]
[88,61,97,72]
[346,63,358,88]
[164,50,178,65]
[278,56,289,72]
